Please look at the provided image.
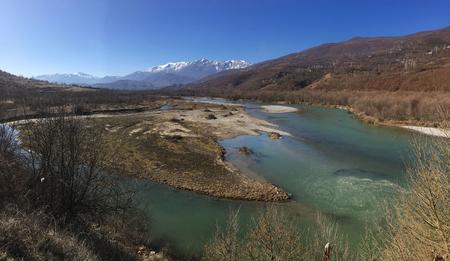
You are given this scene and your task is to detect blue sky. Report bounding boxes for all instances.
[1,0,449,77]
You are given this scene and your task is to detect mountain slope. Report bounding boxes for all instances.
[189,26,450,92]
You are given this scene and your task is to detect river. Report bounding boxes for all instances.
[132,99,417,257]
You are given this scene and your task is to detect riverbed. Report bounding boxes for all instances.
[132,100,419,257]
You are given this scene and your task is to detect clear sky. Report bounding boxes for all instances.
[1,0,449,77]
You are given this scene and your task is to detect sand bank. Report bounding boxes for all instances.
[401,126,449,138]
[261,105,298,113]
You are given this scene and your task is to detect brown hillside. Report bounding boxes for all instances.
[189,26,450,92]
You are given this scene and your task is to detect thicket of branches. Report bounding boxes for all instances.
[373,133,449,260]
[203,208,355,261]
[0,109,151,260]
[22,112,132,222]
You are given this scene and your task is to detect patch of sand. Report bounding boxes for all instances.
[401,126,449,138]
[147,121,197,137]
[261,105,298,113]
[129,127,143,135]
[161,106,291,138]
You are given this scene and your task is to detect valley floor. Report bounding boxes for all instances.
[6,95,447,204]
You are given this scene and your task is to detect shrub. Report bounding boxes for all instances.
[21,111,132,222]
[203,207,355,261]
[0,207,97,261]
[378,133,450,260]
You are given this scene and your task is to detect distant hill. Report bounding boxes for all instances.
[93,80,155,90]
[32,72,119,85]
[0,70,80,94]
[34,59,251,90]
[188,26,450,92]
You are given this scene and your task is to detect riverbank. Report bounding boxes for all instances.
[329,104,449,138]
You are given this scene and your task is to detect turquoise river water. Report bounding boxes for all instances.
[132,99,418,257]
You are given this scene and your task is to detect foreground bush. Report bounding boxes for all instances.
[377,134,449,260]
[0,208,97,260]
[203,208,355,261]
[0,110,155,260]
[21,112,132,222]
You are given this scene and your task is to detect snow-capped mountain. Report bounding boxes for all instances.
[34,59,251,89]
[119,59,251,88]
[146,59,251,79]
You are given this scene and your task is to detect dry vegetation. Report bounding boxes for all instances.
[373,133,449,260]
[0,208,96,260]
[203,208,355,261]
[0,111,167,261]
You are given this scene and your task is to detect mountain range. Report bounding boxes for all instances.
[33,59,250,90]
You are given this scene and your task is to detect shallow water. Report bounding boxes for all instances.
[133,101,417,257]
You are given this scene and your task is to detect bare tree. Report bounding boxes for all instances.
[0,124,27,206]
[244,207,306,261]
[203,206,307,261]
[203,210,241,261]
[21,109,132,222]
[379,132,449,261]
[306,213,353,261]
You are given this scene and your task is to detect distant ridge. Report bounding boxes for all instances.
[34,59,251,90]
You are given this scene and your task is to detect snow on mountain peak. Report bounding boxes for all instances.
[145,59,251,73]
[73,72,95,78]
[146,61,189,73]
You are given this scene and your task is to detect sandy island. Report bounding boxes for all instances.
[401,126,449,138]
[9,100,291,202]
[261,105,299,113]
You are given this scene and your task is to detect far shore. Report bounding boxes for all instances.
[329,104,449,138]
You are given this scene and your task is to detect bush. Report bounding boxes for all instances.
[0,207,97,260]
[21,111,132,222]
[377,133,450,260]
[0,125,28,207]
[203,207,354,261]
[0,109,153,260]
